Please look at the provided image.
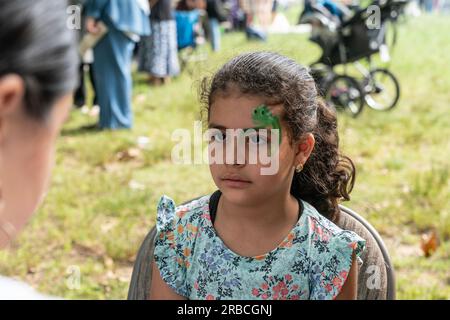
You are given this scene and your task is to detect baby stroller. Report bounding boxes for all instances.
[175,9,209,76]
[300,0,407,117]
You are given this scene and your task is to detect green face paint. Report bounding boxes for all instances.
[252,104,281,144]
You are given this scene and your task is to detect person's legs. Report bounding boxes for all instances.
[93,27,135,129]
[208,18,221,52]
[158,22,170,80]
[137,35,152,74]
[271,0,278,23]
[87,63,98,106]
[74,62,86,108]
[166,20,181,78]
[149,21,167,83]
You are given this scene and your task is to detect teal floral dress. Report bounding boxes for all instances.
[153,194,366,300]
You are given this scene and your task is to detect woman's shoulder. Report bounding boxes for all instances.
[156,194,210,231]
[0,276,58,300]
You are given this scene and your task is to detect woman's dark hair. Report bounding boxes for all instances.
[0,0,78,121]
[200,51,355,222]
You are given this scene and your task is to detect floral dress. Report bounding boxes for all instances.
[153,194,366,300]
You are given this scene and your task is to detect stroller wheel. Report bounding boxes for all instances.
[325,75,365,118]
[363,69,400,111]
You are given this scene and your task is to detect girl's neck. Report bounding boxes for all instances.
[218,191,300,229]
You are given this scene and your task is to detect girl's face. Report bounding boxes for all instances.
[0,75,72,248]
[208,89,315,206]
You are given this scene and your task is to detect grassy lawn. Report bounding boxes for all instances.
[0,14,448,300]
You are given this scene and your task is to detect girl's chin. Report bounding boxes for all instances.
[220,187,262,206]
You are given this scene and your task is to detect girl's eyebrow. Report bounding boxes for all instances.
[208,123,227,129]
[208,123,261,131]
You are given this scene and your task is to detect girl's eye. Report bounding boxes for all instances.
[249,133,268,145]
[212,131,226,142]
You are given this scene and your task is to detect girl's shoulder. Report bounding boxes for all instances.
[299,199,366,299]
[153,195,211,297]
[299,199,359,239]
[156,194,210,232]
[298,198,366,260]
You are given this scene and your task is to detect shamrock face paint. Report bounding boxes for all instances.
[252,105,281,144]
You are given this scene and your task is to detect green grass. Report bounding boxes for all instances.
[0,14,449,300]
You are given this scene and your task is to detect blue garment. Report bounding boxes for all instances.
[85,0,151,129]
[319,0,345,20]
[245,26,267,42]
[85,0,151,37]
[175,10,201,50]
[93,27,135,129]
[303,0,345,21]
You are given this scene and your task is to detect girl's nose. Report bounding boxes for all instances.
[225,135,246,166]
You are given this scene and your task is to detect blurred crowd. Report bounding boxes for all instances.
[72,0,447,130]
[72,0,285,130]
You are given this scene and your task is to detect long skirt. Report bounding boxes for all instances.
[138,20,180,77]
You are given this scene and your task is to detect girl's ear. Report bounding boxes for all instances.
[294,133,315,167]
[0,75,25,118]
[0,75,25,148]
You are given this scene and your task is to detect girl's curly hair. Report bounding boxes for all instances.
[199,51,355,222]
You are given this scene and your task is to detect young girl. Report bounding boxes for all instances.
[149,52,365,300]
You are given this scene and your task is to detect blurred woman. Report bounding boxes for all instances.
[0,0,78,298]
[138,0,180,86]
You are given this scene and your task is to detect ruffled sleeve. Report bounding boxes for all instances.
[153,195,189,297]
[309,230,366,300]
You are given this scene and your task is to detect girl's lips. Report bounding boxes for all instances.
[221,178,252,189]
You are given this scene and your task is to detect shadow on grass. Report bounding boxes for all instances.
[61,123,102,136]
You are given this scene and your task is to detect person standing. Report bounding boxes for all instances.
[73,0,98,110]
[206,0,228,52]
[240,0,273,41]
[85,0,151,129]
[138,0,180,86]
